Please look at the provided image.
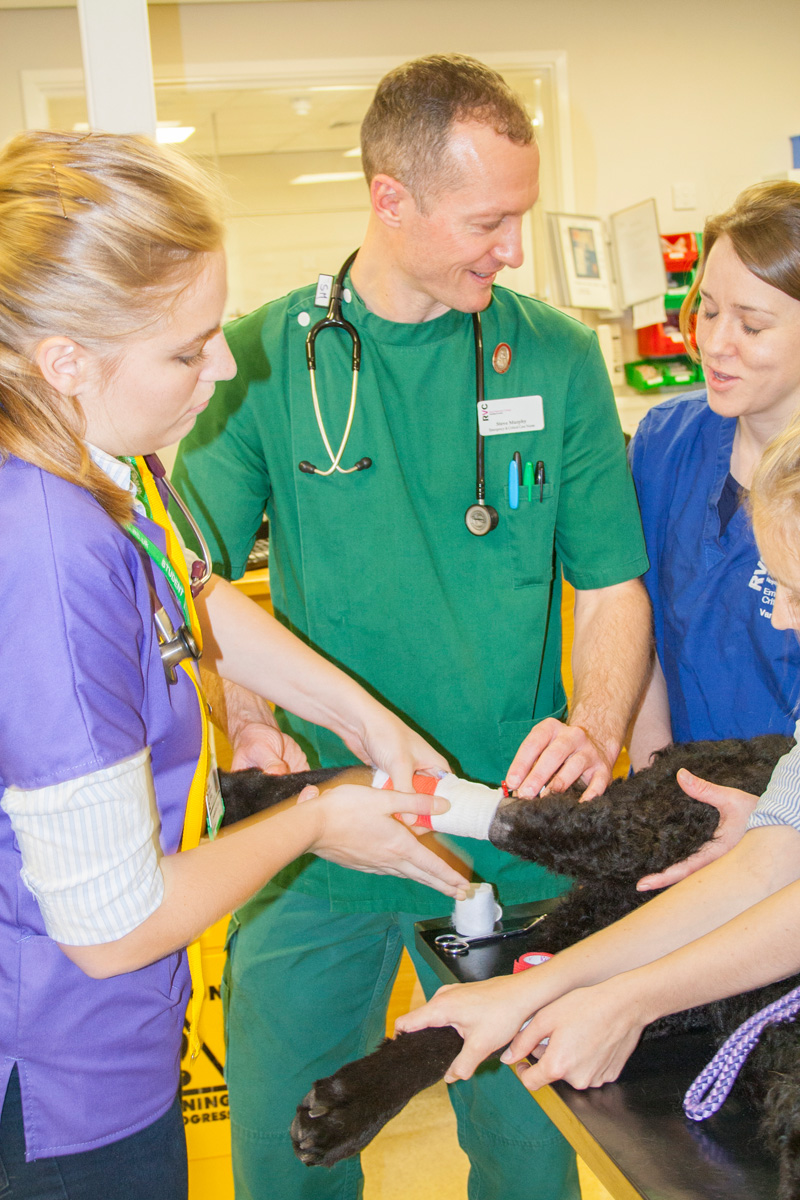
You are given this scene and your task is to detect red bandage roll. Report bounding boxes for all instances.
[513,952,553,973]
[380,772,438,828]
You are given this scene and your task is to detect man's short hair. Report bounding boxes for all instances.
[360,54,534,207]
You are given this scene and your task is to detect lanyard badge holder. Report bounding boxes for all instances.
[125,456,220,1057]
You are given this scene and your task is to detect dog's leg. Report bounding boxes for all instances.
[489,735,789,883]
[286,735,792,1169]
[291,1026,465,1167]
[218,764,370,827]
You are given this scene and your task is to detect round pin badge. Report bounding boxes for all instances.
[492,343,512,374]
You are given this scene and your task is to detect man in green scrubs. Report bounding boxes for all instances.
[174,54,650,1200]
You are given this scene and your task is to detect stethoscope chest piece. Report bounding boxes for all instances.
[464,502,499,536]
[153,605,201,684]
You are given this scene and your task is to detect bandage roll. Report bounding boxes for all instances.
[513,952,553,973]
[453,882,502,936]
[371,770,501,840]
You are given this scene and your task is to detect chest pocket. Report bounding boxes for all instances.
[503,481,556,588]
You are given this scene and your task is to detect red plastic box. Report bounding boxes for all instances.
[661,232,699,273]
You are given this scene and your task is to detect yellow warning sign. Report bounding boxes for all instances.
[180,944,231,1162]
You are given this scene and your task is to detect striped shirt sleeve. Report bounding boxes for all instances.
[747,723,800,833]
[1,747,164,945]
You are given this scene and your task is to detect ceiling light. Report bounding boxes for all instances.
[156,125,195,144]
[291,171,365,185]
[307,85,374,93]
[343,147,362,158]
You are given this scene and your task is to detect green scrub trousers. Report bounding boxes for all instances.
[224,884,580,1200]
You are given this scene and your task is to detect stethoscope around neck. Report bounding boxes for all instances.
[298,249,371,477]
[130,453,214,684]
[298,248,499,536]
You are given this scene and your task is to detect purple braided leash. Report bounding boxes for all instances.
[683,982,800,1121]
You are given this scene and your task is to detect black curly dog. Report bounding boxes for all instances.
[218,735,800,1196]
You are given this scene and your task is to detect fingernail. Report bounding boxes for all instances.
[500,1050,514,1063]
[506,774,520,788]
[636,882,651,892]
[431,796,450,813]
[517,786,534,799]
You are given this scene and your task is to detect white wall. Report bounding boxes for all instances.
[2,0,799,238]
[168,0,800,231]
[0,7,82,145]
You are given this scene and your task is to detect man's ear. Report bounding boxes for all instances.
[369,173,416,229]
[34,337,92,396]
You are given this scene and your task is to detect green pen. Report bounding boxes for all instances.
[523,460,535,501]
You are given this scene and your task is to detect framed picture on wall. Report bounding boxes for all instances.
[547,212,615,309]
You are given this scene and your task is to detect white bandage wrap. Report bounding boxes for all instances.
[371,769,501,840]
[429,775,502,840]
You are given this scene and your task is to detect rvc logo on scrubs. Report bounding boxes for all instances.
[748,559,777,620]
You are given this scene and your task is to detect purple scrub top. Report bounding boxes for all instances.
[0,457,201,1159]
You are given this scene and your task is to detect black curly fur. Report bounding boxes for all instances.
[271,734,800,1196]
[218,766,348,826]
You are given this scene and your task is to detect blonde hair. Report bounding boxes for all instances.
[680,180,800,360]
[751,412,800,565]
[0,130,224,522]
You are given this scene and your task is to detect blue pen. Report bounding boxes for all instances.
[508,457,520,509]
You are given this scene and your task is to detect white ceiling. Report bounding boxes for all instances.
[49,82,371,158]
[0,1,383,7]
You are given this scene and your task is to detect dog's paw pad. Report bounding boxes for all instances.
[290,1077,378,1168]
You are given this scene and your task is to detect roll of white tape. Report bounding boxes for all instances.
[453,882,502,936]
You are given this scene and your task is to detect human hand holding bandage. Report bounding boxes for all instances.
[371,770,503,840]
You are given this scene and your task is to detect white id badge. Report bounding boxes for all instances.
[314,274,334,307]
[205,765,225,839]
[478,395,545,436]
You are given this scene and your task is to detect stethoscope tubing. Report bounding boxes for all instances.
[301,251,497,535]
[472,311,487,504]
[300,249,369,477]
[144,453,213,596]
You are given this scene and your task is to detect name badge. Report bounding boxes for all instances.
[314,274,334,307]
[205,766,225,839]
[478,396,544,436]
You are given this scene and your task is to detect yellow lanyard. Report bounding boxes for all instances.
[134,456,208,1058]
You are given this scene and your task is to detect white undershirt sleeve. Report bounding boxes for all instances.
[1,747,164,945]
[747,725,800,834]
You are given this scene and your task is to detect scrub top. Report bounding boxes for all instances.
[174,281,648,913]
[0,456,198,1158]
[629,391,800,743]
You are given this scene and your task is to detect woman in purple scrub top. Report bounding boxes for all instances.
[0,131,465,1200]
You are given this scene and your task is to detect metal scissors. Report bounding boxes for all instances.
[434,913,546,957]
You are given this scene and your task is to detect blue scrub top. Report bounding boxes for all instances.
[629,391,800,742]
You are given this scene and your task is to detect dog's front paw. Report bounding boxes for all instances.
[290,1027,465,1167]
[291,1074,380,1167]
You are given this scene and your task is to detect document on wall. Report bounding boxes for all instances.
[610,199,667,309]
[632,295,667,330]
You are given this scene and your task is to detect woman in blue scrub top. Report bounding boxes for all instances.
[0,131,465,1200]
[628,181,800,775]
